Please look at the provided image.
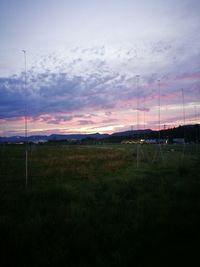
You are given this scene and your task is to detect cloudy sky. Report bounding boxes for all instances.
[0,0,200,136]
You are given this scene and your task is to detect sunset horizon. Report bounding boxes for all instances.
[1,0,199,136]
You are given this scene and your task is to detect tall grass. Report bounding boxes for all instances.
[0,144,200,266]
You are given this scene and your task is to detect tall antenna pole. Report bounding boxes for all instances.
[158,80,161,143]
[22,50,28,187]
[153,79,164,164]
[181,88,186,127]
[136,75,140,168]
[194,105,198,143]
[143,95,146,137]
[136,75,140,135]
[181,88,186,157]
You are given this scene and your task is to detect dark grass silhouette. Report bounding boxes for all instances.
[0,144,200,266]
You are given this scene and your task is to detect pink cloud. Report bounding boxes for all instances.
[175,72,200,81]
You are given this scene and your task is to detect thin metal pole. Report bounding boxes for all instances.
[181,88,186,158]
[158,80,161,143]
[143,95,146,137]
[181,88,186,127]
[194,105,198,144]
[136,75,140,135]
[153,79,164,164]
[22,50,28,187]
[136,75,140,168]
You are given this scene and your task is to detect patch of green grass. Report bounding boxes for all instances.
[0,144,200,266]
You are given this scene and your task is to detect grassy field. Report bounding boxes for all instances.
[0,143,200,266]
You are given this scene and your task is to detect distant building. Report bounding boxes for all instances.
[173,138,185,144]
[145,139,157,144]
[32,140,48,144]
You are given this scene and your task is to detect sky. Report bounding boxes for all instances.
[0,0,200,136]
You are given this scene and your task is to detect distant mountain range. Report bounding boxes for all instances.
[0,133,109,143]
[0,130,152,143]
[0,125,199,143]
[111,129,152,136]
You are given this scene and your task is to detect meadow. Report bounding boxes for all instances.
[0,143,200,266]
